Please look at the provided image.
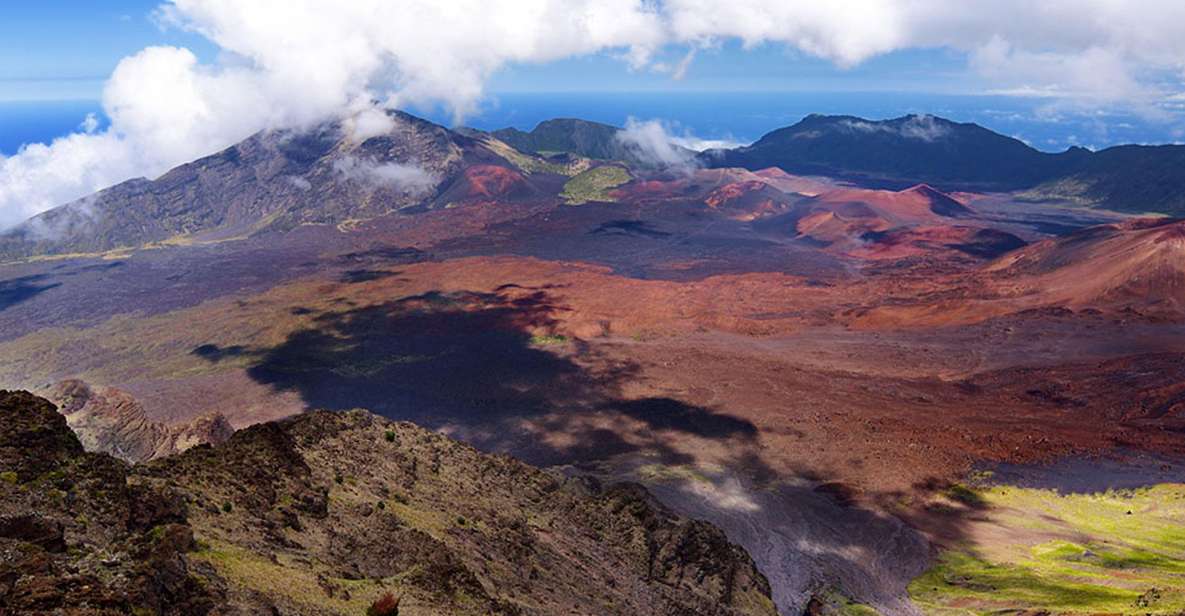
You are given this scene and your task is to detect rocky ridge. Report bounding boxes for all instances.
[0,390,777,616]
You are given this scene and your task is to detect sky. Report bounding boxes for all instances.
[3,0,1185,229]
[0,2,976,103]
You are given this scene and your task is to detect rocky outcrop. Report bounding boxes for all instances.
[1,391,777,616]
[0,390,217,615]
[42,379,234,463]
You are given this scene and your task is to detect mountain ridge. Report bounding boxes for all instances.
[6,109,1185,263]
[0,389,777,616]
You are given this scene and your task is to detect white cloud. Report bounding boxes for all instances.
[838,114,951,142]
[344,106,396,142]
[615,118,698,172]
[671,135,746,152]
[6,0,1185,229]
[332,155,436,194]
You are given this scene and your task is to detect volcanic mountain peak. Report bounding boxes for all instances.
[0,110,515,261]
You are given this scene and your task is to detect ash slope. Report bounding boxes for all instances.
[0,390,776,616]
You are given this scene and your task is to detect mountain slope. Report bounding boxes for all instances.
[705,114,1083,190]
[1019,144,1185,215]
[987,217,1185,314]
[0,111,534,261]
[704,113,1185,216]
[491,118,628,160]
[1,390,777,616]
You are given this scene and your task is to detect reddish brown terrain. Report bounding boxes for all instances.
[1,116,1182,614]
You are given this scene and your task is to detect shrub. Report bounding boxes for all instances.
[384,430,396,442]
[221,501,233,513]
[367,592,400,616]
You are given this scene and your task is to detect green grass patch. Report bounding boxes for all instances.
[942,483,986,508]
[910,483,1185,614]
[529,333,568,346]
[561,165,630,205]
[193,541,385,614]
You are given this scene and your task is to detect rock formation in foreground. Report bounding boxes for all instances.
[42,379,235,463]
[0,390,776,616]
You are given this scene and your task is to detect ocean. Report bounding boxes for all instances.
[3,92,1182,156]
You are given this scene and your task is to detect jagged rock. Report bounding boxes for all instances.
[42,379,234,462]
[0,390,218,615]
[0,391,778,616]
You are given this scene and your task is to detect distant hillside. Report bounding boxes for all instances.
[0,390,776,616]
[704,114,1185,216]
[492,118,628,160]
[1017,144,1185,215]
[0,111,552,261]
[703,114,1085,190]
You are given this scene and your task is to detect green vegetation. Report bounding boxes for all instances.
[942,483,985,508]
[909,483,1185,614]
[384,430,396,442]
[0,471,17,484]
[481,137,588,176]
[560,165,630,205]
[194,541,395,614]
[221,501,233,513]
[529,333,568,346]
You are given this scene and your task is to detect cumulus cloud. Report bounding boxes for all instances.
[5,0,1185,229]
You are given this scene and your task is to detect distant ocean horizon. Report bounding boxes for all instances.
[4,91,1183,157]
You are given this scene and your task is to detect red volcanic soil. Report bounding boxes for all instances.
[611,178,682,201]
[438,164,532,202]
[613,167,833,206]
[814,184,974,223]
[986,217,1185,313]
[704,181,792,220]
[752,167,834,196]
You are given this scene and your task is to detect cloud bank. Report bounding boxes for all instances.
[615,118,698,172]
[5,0,1185,228]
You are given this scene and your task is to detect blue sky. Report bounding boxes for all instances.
[0,1,215,101]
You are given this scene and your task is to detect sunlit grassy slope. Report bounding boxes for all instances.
[560,165,630,204]
[910,483,1185,614]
